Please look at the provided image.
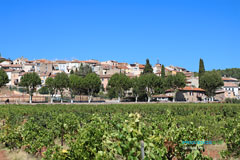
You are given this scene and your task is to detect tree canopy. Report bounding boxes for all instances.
[69,74,83,103]
[83,73,101,103]
[199,58,205,88]
[107,73,131,102]
[75,64,93,77]
[131,77,144,102]
[0,69,9,88]
[19,72,41,103]
[161,65,165,78]
[54,72,69,103]
[139,73,160,102]
[142,59,153,74]
[200,71,224,99]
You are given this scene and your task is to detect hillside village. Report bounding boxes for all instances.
[0,56,239,103]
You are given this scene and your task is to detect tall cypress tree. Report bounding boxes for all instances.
[142,59,153,74]
[199,58,205,88]
[161,65,165,78]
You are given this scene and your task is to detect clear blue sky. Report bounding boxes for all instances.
[0,0,239,71]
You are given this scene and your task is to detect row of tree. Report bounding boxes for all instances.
[0,58,225,103]
[107,59,186,102]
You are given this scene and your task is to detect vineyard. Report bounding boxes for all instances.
[0,104,239,160]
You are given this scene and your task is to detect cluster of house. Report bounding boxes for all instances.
[0,56,239,102]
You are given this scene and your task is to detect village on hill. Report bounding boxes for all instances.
[0,55,239,103]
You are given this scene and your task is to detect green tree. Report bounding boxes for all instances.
[70,70,74,74]
[200,71,223,101]
[38,86,49,95]
[69,74,83,103]
[165,72,186,102]
[83,73,101,103]
[142,59,153,74]
[139,73,160,102]
[75,64,93,77]
[45,77,56,103]
[131,77,144,102]
[107,73,131,102]
[0,68,9,89]
[19,72,41,103]
[199,58,205,88]
[161,65,165,78]
[55,72,69,103]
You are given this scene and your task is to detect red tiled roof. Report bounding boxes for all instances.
[4,69,14,72]
[139,64,145,69]
[179,87,205,92]
[117,66,129,70]
[55,60,68,64]
[222,77,238,81]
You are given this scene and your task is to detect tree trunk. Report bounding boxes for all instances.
[88,95,92,103]
[51,96,53,103]
[29,94,32,103]
[61,92,63,103]
[135,96,138,103]
[118,96,121,103]
[147,96,151,103]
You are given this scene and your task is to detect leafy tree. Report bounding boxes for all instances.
[142,59,153,74]
[83,73,101,103]
[19,72,41,103]
[200,71,223,101]
[69,74,83,103]
[131,77,144,102]
[161,65,165,78]
[107,73,131,102]
[38,86,49,95]
[139,73,160,102]
[215,68,240,80]
[75,64,93,77]
[45,77,56,103]
[55,72,69,103]
[165,72,186,102]
[199,58,205,88]
[0,68,9,89]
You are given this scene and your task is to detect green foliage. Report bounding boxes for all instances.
[107,73,131,101]
[199,58,205,88]
[139,73,162,102]
[161,65,165,78]
[225,98,240,104]
[45,77,56,96]
[0,104,240,159]
[83,73,101,102]
[200,71,223,98]
[54,72,69,101]
[38,86,49,95]
[165,72,186,90]
[75,63,93,77]
[142,58,153,74]
[0,68,9,88]
[69,74,83,99]
[221,115,240,158]
[131,77,144,102]
[19,72,41,103]
[215,68,240,80]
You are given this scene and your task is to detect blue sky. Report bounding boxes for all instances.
[0,0,239,71]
